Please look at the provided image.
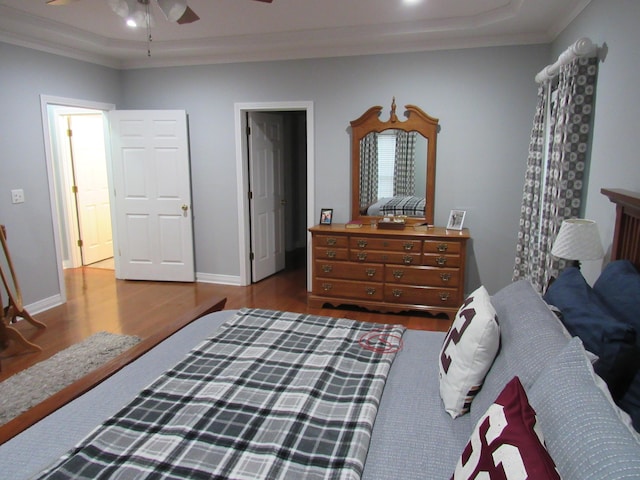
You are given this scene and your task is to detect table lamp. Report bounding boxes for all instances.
[551,218,604,268]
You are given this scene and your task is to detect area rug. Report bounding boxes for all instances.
[0,331,141,426]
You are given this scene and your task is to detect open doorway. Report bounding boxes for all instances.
[247,110,308,283]
[55,110,113,269]
[41,96,116,303]
[235,101,315,289]
[48,106,113,269]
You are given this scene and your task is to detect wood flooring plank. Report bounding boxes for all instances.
[0,262,450,445]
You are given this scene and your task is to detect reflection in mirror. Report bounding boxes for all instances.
[350,100,439,225]
[359,130,428,217]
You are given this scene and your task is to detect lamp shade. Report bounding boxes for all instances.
[551,219,604,261]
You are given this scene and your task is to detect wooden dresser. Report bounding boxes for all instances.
[308,224,470,321]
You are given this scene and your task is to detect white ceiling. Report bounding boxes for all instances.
[0,0,591,69]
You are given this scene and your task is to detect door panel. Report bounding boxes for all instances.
[249,112,285,282]
[68,114,113,265]
[110,110,194,282]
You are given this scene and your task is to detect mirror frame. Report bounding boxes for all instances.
[350,99,439,225]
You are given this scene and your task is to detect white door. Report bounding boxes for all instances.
[109,110,195,282]
[249,112,285,282]
[68,114,113,265]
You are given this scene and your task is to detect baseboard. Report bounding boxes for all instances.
[25,294,63,316]
[196,272,241,286]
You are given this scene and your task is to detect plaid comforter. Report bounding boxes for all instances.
[379,195,426,216]
[36,309,405,480]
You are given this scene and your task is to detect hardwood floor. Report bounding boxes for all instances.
[0,261,450,442]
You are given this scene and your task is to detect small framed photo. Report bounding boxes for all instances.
[446,209,466,230]
[319,208,333,225]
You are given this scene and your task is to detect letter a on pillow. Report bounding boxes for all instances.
[439,285,500,418]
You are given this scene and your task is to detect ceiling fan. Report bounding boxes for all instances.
[46,0,274,26]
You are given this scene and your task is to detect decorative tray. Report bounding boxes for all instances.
[377,220,406,230]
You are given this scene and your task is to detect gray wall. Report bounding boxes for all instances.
[1,0,638,309]
[0,44,121,305]
[552,0,640,284]
[119,46,545,294]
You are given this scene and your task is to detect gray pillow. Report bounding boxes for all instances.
[469,280,568,426]
[528,337,640,480]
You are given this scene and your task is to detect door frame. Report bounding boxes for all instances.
[40,95,116,303]
[234,101,314,289]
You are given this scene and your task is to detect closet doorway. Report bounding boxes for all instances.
[235,102,315,288]
[57,111,113,268]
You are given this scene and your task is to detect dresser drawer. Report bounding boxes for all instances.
[314,278,384,301]
[384,285,460,307]
[350,237,421,253]
[314,234,349,248]
[314,246,349,261]
[314,261,383,282]
[423,253,461,268]
[385,266,460,286]
[424,240,462,254]
[351,250,421,265]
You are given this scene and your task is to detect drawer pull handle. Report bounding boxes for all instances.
[392,288,403,298]
[403,242,415,251]
[357,239,368,248]
[439,292,450,302]
[357,252,368,261]
[383,241,389,247]
[326,250,336,258]
[322,264,333,273]
[436,256,447,266]
[322,283,333,292]
[437,243,449,252]
[440,273,451,282]
[366,287,376,296]
[326,238,337,246]
[393,270,404,279]
[365,268,376,277]
[403,255,414,265]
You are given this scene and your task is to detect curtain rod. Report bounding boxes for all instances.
[535,37,598,84]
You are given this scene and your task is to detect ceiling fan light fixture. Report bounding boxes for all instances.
[107,0,132,18]
[157,0,188,23]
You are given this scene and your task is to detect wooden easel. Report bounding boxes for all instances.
[0,225,46,353]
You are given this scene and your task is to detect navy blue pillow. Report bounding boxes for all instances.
[593,260,640,334]
[544,267,639,402]
[593,260,640,432]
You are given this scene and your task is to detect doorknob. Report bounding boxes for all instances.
[181,204,189,217]
[280,199,287,205]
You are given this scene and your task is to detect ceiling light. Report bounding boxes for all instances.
[157,0,187,22]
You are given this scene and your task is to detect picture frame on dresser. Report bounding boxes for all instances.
[446,210,466,230]
[320,208,333,225]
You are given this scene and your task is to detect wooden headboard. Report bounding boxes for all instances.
[601,188,640,270]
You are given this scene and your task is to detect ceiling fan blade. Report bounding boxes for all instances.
[176,6,200,25]
[46,0,81,5]
[252,0,274,3]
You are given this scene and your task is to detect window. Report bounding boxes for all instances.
[377,132,396,198]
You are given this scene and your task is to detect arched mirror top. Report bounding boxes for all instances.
[350,99,439,225]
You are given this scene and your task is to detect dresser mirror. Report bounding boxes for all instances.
[350,99,439,225]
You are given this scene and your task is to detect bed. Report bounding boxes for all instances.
[0,188,639,479]
[364,195,426,217]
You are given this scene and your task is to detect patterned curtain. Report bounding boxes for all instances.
[359,132,378,210]
[513,57,598,292]
[393,131,417,196]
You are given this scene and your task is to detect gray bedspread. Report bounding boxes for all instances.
[0,309,464,480]
[32,309,405,480]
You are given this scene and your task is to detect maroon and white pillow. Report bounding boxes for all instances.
[439,285,500,418]
[452,376,561,480]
